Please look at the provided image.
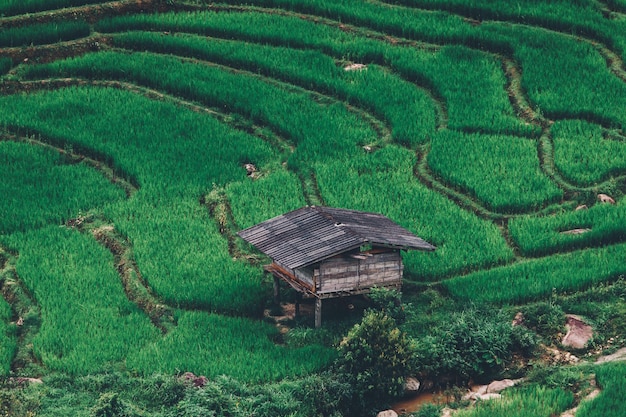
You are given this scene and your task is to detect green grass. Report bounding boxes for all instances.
[577,362,626,417]
[126,310,336,382]
[0,0,108,16]
[0,21,89,47]
[428,130,562,213]
[0,140,125,234]
[443,243,626,304]
[2,226,161,375]
[454,385,573,417]
[551,120,626,186]
[98,11,536,137]
[509,201,626,257]
[0,297,16,375]
[1,2,626,414]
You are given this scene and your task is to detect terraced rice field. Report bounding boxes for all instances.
[1,0,625,413]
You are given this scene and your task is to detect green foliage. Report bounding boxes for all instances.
[428,130,562,212]
[2,3,626,416]
[411,309,537,381]
[368,287,406,324]
[413,403,443,417]
[3,226,161,375]
[0,297,16,375]
[127,311,336,382]
[551,120,626,186]
[509,201,626,257]
[0,0,107,16]
[454,385,573,417]
[0,141,125,234]
[444,243,626,304]
[0,378,41,417]
[338,311,413,412]
[577,362,626,417]
[525,364,588,393]
[91,392,137,417]
[0,57,11,75]
[520,302,566,341]
[0,21,90,47]
[109,30,437,147]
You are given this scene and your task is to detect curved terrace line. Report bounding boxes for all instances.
[0,246,42,374]
[216,1,626,130]
[158,6,626,195]
[108,47,395,146]
[0,0,164,30]
[101,22,618,220]
[66,215,176,334]
[0,127,137,197]
[6,3,624,256]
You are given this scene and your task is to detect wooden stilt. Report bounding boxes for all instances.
[273,276,280,303]
[295,294,301,319]
[315,298,322,328]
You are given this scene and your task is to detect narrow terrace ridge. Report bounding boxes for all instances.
[5,77,294,155]
[0,246,43,375]
[67,215,176,334]
[0,129,137,197]
[0,0,165,29]
[124,49,395,145]
[167,4,448,128]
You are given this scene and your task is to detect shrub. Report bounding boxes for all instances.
[412,309,538,382]
[368,286,406,324]
[521,302,566,341]
[338,311,413,413]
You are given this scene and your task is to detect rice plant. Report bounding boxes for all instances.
[509,201,626,257]
[0,0,108,16]
[576,362,626,417]
[126,310,336,382]
[443,242,626,304]
[454,385,573,417]
[428,130,562,213]
[551,120,626,186]
[0,298,16,375]
[0,141,125,234]
[0,21,89,48]
[2,226,161,375]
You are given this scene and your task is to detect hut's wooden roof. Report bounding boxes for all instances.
[237,206,435,270]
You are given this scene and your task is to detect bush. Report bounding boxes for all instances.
[368,286,406,324]
[521,302,566,341]
[412,309,538,383]
[338,311,413,413]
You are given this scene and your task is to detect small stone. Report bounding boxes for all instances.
[404,377,421,394]
[512,312,524,326]
[478,393,502,401]
[376,410,398,417]
[597,194,615,204]
[486,379,516,393]
[344,63,367,71]
[575,204,588,211]
[244,163,257,176]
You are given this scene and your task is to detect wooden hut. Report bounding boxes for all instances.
[238,206,436,327]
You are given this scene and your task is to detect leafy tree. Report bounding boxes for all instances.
[338,311,413,414]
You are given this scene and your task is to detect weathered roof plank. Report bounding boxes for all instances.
[237,206,435,269]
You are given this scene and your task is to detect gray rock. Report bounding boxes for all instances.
[404,377,421,394]
[376,410,398,417]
